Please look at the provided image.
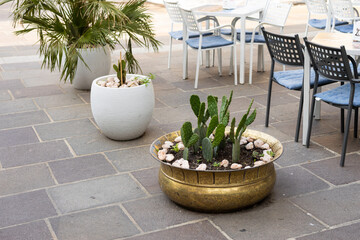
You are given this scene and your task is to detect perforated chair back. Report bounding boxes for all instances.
[179,8,200,33]
[164,1,183,24]
[305,0,328,14]
[304,39,356,81]
[262,27,304,66]
[329,0,356,21]
[261,1,293,27]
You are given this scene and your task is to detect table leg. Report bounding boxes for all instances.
[239,17,246,84]
[206,20,210,68]
[302,48,311,145]
[182,23,188,80]
[314,87,321,120]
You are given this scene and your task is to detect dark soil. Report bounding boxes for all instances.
[166,137,271,170]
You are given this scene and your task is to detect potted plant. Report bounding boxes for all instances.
[91,53,154,140]
[150,91,283,212]
[1,0,161,90]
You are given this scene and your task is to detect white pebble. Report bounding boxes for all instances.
[260,154,272,162]
[196,163,207,170]
[245,142,254,150]
[162,143,172,149]
[240,137,248,145]
[177,142,185,150]
[254,161,265,167]
[230,163,242,169]
[244,166,251,169]
[172,160,181,167]
[158,149,167,161]
[209,134,215,140]
[174,136,182,142]
[165,154,174,162]
[247,137,254,142]
[254,139,264,148]
[220,159,229,168]
[261,143,270,150]
[181,160,190,169]
[164,141,174,146]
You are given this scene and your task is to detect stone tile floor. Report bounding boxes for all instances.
[0,2,360,240]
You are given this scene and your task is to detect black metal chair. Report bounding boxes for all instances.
[261,27,335,142]
[304,39,360,167]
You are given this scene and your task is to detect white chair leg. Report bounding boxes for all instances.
[229,47,233,75]
[217,48,222,76]
[195,49,202,89]
[249,42,254,84]
[168,36,173,69]
[233,45,237,85]
[257,45,264,72]
[213,49,215,67]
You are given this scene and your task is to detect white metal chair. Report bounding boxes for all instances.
[179,7,237,89]
[163,0,211,69]
[305,0,347,36]
[244,0,293,84]
[329,0,359,33]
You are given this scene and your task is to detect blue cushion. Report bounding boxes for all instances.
[221,29,259,35]
[273,69,335,90]
[236,34,265,43]
[169,31,212,40]
[315,83,360,107]
[334,24,353,33]
[308,19,348,29]
[186,36,234,49]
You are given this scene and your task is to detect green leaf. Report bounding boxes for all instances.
[202,137,213,162]
[221,112,230,126]
[207,95,218,117]
[188,133,199,147]
[229,117,236,142]
[206,116,219,137]
[212,124,225,147]
[236,114,248,139]
[183,147,189,160]
[245,109,257,127]
[232,139,241,163]
[220,90,233,121]
[190,95,201,117]
[198,102,206,127]
[180,122,193,147]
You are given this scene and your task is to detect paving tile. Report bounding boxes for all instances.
[291,184,360,226]
[48,174,146,213]
[0,90,11,101]
[23,74,60,87]
[49,154,116,184]
[0,220,52,240]
[122,194,205,232]
[0,164,55,196]
[78,92,90,103]
[250,92,299,107]
[270,102,302,122]
[303,154,360,185]
[0,127,38,148]
[0,190,57,228]
[0,62,42,71]
[154,98,166,108]
[50,206,139,240]
[0,110,50,129]
[67,120,165,155]
[46,104,92,121]
[210,200,324,240]
[0,98,38,115]
[131,167,161,194]
[172,76,226,91]
[272,166,330,199]
[156,88,208,107]
[0,140,72,168]
[312,132,360,155]
[153,105,194,124]
[228,96,263,113]
[35,119,99,141]
[106,146,159,172]
[126,220,228,240]
[34,93,84,108]
[202,84,267,99]
[297,222,360,240]
[249,125,293,143]
[0,79,25,90]
[11,85,63,98]
[275,141,336,167]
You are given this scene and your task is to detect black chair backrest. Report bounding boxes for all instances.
[303,38,357,82]
[261,27,304,66]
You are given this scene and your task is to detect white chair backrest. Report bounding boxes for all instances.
[164,0,183,24]
[246,0,268,8]
[329,0,356,21]
[179,8,200,32]
[305,0,328,15]
[261,1,293,27]
[353,0,360,6]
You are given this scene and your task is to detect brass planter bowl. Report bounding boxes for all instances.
[150,129,283,212]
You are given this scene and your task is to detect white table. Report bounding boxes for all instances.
[303,32,360,145]
[182,4,263,84]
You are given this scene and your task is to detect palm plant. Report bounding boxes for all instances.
[0,0,161,83]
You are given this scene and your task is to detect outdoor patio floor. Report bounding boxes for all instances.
[0,2,360,240]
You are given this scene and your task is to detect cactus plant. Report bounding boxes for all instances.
[180,122,199,160]
[229,100,257,162]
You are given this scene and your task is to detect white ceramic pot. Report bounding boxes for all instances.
[91,74,155,140]
[73,46,111,90]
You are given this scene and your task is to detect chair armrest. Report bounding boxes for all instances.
[197,16,219,26]
[199,24,235,34]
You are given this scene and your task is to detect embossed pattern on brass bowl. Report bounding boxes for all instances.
[150,129,283,212]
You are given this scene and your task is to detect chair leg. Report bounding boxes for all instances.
[295,88,304,142]
[354,108,358,138]
[340,106,353,167]
[257,45,264,72]
[217,48,222,76]
[265,61,275,127]
[212,49,215,67]
[168,36,173,69]
[233,44,237,85]
[194,49,202,89]
[249,41,254,84]
[341,109,345,133]
[306,96,317,148]
[229,48,233,76]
